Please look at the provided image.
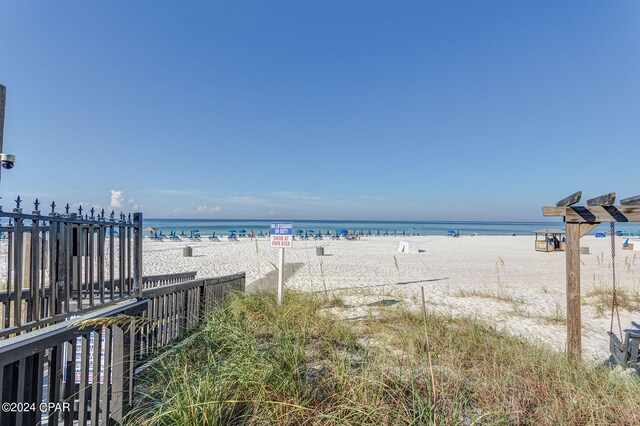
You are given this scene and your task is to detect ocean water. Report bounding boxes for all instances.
[142,219,640,237]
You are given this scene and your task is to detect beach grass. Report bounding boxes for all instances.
[127,291,640,425]
[585,284,640,316]
[455,287,525,304]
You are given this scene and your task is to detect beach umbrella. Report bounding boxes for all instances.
[190,229,200,233]
[295,230,304,234]
[340,229,348,235]
[239,229,247,234]
[143,226,158,236]
[228,230,237,233]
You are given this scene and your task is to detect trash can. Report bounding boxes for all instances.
[580,246,590,255]
[316,246,324,256]
[183,246,193,257]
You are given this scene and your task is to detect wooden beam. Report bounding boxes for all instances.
[565,222,581,361]
[542,205,640,223]
[586,192,616,206]
[579,223,599,238]
[556,191,582,207]
[620,195,640,206]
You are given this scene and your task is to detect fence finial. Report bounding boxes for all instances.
[100,208,105,219]
[65,203,70,214]
[15,196,21,209]
[34,198,40,211]
[110,210,115,221]
[50,201,56,214]
[90,207,95,218]
[128,212,131,223]
[78,205,83,216]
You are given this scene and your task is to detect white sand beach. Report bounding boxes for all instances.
[143,235,640,362]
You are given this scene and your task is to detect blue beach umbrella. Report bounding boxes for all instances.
[295,230,304,235]
[228,230,237,233]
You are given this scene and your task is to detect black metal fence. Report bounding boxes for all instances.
[0,200,143,339]
[0,272,246,425]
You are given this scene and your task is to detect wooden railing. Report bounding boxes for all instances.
[0,271,197,340]
[0,272,245,425]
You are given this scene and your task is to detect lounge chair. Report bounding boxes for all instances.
[208,232,219,241]
[608,321,640,370]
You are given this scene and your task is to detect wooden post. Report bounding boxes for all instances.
[565,222,581,361]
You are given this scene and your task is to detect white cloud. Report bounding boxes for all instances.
[222,195,268,205]
[194,205,222,214]
[152,188,207,198]
[110,190,124,210]
[110,190,141,212]
[272,191,323,202]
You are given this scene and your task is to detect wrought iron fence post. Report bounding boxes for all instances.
[134,213,143,298]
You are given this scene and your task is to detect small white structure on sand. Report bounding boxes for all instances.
[397,241,419,253]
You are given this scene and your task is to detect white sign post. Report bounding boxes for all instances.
[270,222,293,305]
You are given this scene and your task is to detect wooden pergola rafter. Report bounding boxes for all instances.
[543,191,640,361]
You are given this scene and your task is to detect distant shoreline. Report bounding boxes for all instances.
[140,218,640,237]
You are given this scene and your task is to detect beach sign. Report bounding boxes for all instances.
[270,222,293,248]
[270,222,292,305]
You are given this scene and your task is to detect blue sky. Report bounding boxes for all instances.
[1,1,639,220]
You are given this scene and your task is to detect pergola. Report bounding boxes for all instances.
[543,191,640,361]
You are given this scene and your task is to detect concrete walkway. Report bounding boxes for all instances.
[247,262,304,292]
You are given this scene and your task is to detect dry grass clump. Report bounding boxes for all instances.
[456,288,524,304]
[585,284,640,316]
[128,291,640,426]
[507,302,567,326]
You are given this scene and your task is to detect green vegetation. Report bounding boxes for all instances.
[128,291,640,425]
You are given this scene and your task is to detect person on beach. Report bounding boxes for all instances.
[249,230,255,239]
